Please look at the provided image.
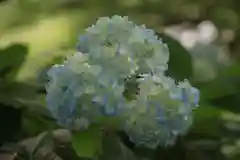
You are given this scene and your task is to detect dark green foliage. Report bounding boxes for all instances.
[0,104,22,145]
[156,32,193,81]
[0,43,57,149]
[98,132,136,160]
[0,44,28,81]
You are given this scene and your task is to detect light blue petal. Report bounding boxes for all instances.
[191,87,200,107]
[77,34,90,53]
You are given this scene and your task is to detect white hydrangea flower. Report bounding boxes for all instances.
[46,15,200,148]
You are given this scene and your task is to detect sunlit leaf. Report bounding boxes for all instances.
[72,125,102,158]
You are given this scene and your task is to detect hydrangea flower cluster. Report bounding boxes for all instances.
[45,15,200,148]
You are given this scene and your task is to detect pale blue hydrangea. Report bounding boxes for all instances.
[121,74,199,148]
[45,15,200,148]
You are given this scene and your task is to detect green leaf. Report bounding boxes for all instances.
[157,32,193,81]
[0,81,45,108]
[190,105,224,138]
[196,79,237,101]
[209,93,240,113]
[220,62,240,77]
[72,125,102,158]
[195,62,240,101]
[21,109,58,137]
[98,132,136,160]
[0,44,28,80]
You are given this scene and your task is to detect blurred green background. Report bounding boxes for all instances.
[0,0,240,160]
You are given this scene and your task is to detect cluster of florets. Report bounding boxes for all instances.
[45,15,200,148]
